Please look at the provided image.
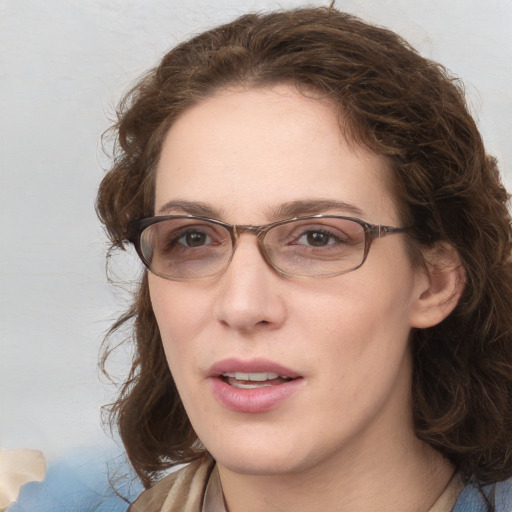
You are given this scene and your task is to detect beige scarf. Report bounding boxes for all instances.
[128,456,214,512]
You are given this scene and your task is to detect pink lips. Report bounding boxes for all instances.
[208,358,303,413]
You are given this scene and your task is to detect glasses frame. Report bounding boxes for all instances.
[126,214,408,280]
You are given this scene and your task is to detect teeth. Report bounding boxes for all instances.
[222,372,280,381]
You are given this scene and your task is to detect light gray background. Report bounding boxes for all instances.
[1,0,511,466]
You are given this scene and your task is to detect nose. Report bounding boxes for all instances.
[215,236,287,333]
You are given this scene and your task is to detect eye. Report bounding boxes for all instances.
[297,229,345,247]
[154,221,225,254]
[176,230,211,248]
[292,226,349,248]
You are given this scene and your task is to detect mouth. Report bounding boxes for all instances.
[221,372,294,389]
[208,359,303,413]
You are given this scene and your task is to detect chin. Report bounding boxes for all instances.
[206,436,314,477]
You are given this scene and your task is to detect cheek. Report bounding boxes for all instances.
[297,265,417,378]
[298,282,415,428]
[300,269,414,336]
[149,275,212,335]
[149,278,202,369]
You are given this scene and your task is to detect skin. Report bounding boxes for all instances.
[149,85,457,512]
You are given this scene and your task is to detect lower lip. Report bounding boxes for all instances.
[209,377,303,413]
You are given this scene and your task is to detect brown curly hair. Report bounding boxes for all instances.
[97,6,512,490]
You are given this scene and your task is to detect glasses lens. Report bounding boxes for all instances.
[139,218,232,280]
[263,217,366,277]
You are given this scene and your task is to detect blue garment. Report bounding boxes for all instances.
[453,478,512,512]
[7,447,143,512]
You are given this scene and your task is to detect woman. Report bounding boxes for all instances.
[97,6,512,511]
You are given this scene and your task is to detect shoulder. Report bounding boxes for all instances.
[493,478,512,512]
[453,478,512,512]
[128,454,215,512]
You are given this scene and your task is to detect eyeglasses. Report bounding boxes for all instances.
[126,214,408,281]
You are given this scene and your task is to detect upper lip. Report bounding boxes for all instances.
[208,358,301,379]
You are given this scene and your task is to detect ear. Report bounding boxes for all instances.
[409,243,465,329]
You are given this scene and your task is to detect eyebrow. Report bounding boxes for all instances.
[157,200,224,218]
[157,198,365,221]
[270,199,365,219]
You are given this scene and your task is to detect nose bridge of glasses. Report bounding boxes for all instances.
[229,224,273,269]
[232,224,267,240]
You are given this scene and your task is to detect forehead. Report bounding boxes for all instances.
[154,85,398,224]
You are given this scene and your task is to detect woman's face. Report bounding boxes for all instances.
[149,85,429,478]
